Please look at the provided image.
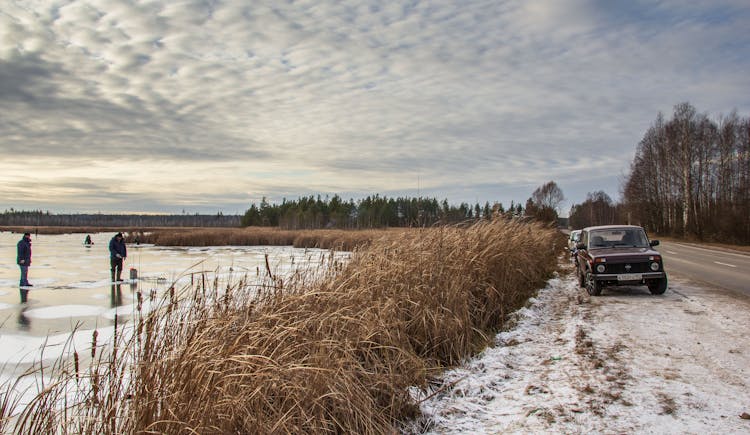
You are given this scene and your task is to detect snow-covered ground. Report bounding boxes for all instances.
[410,269,750,434]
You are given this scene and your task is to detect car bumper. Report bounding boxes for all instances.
[594,272,666,282]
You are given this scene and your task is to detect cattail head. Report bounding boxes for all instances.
[91,330,98,358]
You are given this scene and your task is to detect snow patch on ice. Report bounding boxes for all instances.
[101,300,154,320]
[24,305,106,319]
[69,280,111,289]
[23,278,56,287]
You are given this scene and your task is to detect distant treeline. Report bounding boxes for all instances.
[0,210,240,228]
[568,191,624,231]
[0,197,529,232]
[242,195,527,229]
[569,102,750,244]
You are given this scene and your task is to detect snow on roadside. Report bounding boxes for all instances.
[407,275,591,434]
[407,272,750,434]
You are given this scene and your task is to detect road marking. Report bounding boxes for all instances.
[714,261,737,268]
[667,242,750,259]
[666,251,677,255]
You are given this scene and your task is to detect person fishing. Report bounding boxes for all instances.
[17,232,32,287]
[108,232,127,282]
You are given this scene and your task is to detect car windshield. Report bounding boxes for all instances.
[588,228,649,248]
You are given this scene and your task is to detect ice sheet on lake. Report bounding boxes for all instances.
[0,231,350,389]
[0,326,115,364]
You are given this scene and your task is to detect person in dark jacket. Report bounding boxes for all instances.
[17,232,32,287]
[109,232,127,282]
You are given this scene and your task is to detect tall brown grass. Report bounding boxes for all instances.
[128,227,396,251]
[2,219,562,434]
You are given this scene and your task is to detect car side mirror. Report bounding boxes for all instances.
[576,242,586,250]
[649,240,660,247]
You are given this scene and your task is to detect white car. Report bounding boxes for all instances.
[568,230,582,251]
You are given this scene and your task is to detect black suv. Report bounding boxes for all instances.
[576,225,667,296]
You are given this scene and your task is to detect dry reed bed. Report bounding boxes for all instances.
[1,226,386,252]
[4,219,562,434]
[127,227,395,251]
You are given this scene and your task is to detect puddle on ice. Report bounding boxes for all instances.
[0,231,348,380]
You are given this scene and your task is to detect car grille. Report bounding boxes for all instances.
[603,262,653,274]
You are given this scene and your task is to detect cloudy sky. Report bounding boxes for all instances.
[1,0,749,215]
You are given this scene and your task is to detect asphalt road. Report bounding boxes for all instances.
[658,241,750,296]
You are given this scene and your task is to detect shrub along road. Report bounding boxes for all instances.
[409,266,750,434]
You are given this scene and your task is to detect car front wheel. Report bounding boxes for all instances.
[585,272,603,296]
[648,276,668,295]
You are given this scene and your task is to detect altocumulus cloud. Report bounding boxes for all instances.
[0,0,749,213]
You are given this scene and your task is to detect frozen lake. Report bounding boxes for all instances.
[0,231,344,380]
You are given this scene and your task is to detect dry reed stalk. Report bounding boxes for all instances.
[3,219,561,434]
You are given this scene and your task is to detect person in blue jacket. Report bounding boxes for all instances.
[17,232,32,287]
[109,232,127,282]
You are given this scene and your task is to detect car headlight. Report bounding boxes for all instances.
[596,264,606,273]
[650,262,660,271]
